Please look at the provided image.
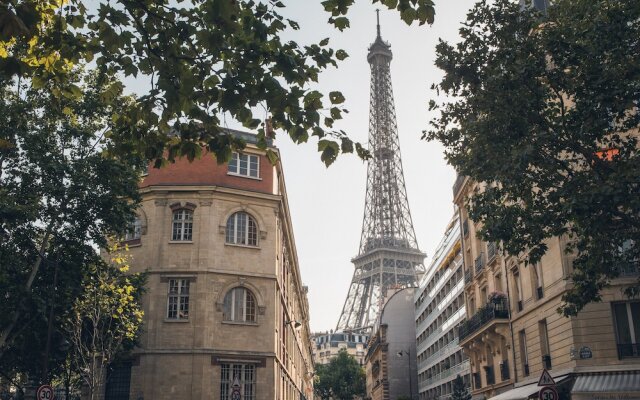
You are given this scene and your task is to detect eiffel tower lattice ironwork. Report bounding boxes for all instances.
[336,13,426,333]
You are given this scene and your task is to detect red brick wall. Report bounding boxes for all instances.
[140,152,274,194]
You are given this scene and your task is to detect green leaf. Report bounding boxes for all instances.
[336,49,349,61]
[329,91,345,105]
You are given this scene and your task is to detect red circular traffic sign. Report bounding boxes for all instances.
[37,385,54,400]
[539,386,558,400]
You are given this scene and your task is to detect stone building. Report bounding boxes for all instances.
[454,174,640,400]
[108,130,314,400]
[415,214,471,400]
[311,331,368,366]
[366,288,418,400]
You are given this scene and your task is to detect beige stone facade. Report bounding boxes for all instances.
[311,332,368,366]
[110,131,314,400]
[454,176,640,400]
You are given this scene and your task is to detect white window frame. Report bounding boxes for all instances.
[124,217,142,241]
[220,363,256,400]
[224,287,257,323]
[226,212,258,246]
[167,279,190,320]
[228,152,260,178]
[172,209,193,241]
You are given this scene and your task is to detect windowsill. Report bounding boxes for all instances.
[122,239,142,247]
[169,240,194,244]
[224,243,260,250]
[164,318,190,323]
[227,172,262,181]
[221,320,259,327]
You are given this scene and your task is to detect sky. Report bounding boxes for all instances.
[269,0,479,332]
[118,0,481,333]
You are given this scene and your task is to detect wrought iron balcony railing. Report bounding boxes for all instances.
[458,299,509,341]
[475,252,485,274]
[617,343,640,359]
[464,269,474,285]
[617,261,640,277]
[487,242,497,262]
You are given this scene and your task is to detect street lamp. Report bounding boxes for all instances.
[397,349,413,400]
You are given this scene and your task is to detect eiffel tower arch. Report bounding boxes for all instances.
[336,13,426,333]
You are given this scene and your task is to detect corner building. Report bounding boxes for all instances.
[116,130,314,400]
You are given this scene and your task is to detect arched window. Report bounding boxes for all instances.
[172,209,193,241]
[223,287,256,322]
[226,212,258,246]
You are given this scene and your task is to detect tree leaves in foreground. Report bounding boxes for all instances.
[0,0,434,167]
[65,249,145,400]
[0,69,141,382]
[314,349,366,400]
[427,0,640,315]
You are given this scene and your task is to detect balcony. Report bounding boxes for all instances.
[617,261,640,277]
[458,299,509,342]
[421,360,471,387]
[617,343,640,359]
[464,269,474,286]
[487,242,497,263]
[475,252,485,274]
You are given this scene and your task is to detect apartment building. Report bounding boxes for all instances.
[415,214,471,400]
[454,175,640,400]
[312,331,368,366]
[107,130,314,400]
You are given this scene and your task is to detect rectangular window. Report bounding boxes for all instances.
[532,263,544,299]
[228,152,259,178]
[539,319,551,369]
[220,364,256,400]
[124,217,142,241]
[167,279,190,319]
[519,330,529,376]
[613,301,640,358]
[513,269,523,311]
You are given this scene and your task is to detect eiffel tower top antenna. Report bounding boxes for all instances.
[376,9,381,38]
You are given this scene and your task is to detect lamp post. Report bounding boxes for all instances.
[397,349,413,400]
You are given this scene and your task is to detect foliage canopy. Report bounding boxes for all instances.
[314,349,366,400]
[427,0,640,315]
[1,0,434,166]
[0,68,141,381]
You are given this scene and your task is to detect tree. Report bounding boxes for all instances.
[451,374,470,400]
[427,0,640,315]
[0,68,142,382]
[65,248,145,400]
[0,0,435,167]
[314,349,366,400]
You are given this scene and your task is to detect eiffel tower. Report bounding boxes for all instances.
[336,13,426,333]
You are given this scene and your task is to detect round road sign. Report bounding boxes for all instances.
[37,385,54,400]
[539,386,558,400]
